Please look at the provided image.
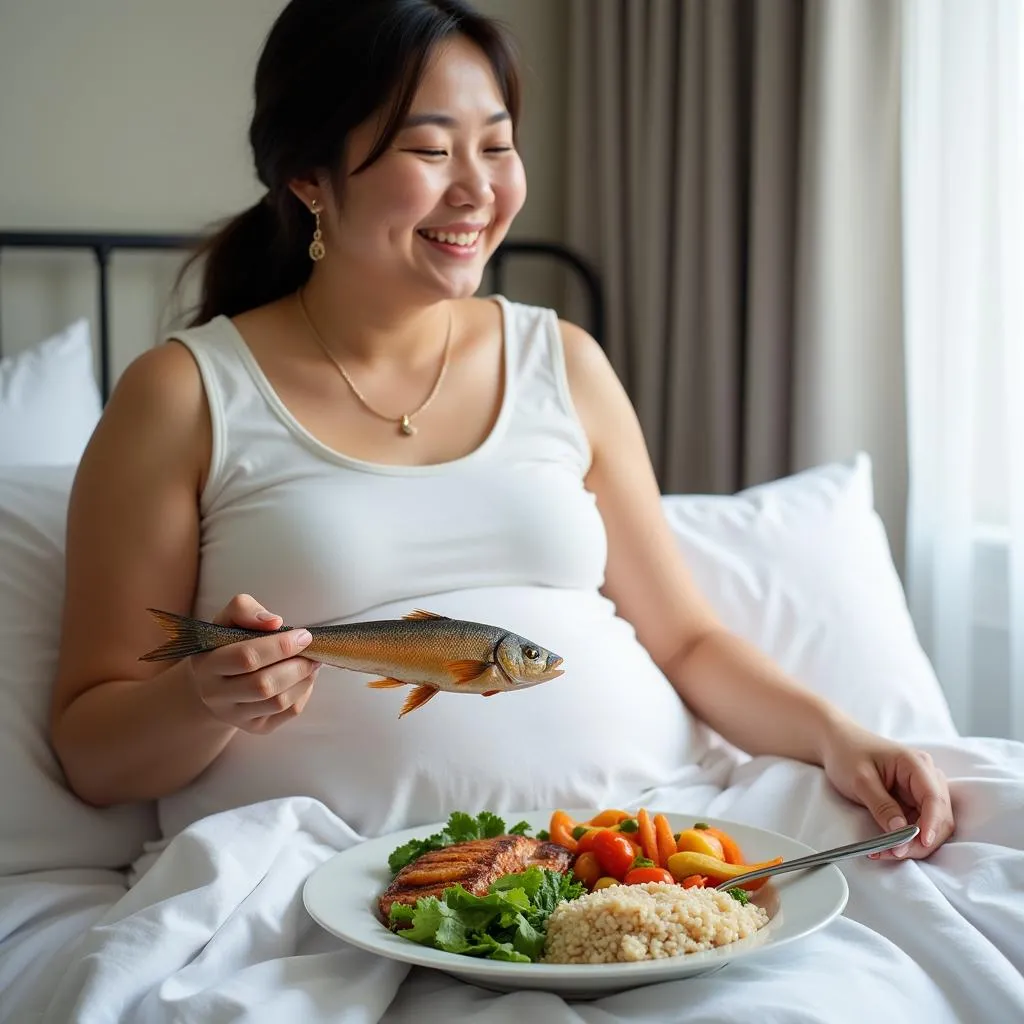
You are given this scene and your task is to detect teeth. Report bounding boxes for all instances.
[421,228,481,246]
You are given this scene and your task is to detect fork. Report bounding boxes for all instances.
[713,824,921,890]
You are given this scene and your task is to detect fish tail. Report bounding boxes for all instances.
[139,608,256,662]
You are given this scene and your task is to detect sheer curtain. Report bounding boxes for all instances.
[902,0,1024,740]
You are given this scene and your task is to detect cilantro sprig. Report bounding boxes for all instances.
[387,811,533,874]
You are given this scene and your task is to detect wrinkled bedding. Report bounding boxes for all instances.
[3,735,1021,1024]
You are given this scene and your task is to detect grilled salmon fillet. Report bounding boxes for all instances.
[380,835,573,926]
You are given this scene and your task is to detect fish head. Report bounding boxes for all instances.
[494,632,565,687]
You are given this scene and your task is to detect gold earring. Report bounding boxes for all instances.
[308,200,325,262]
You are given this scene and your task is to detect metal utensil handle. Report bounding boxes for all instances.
[714,824,921,891]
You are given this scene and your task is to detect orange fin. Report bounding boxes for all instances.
[481,689,500,697]
[366,678,406,689]
[399,684,439,717]
[402,609,450,621]
[446,659,491,684]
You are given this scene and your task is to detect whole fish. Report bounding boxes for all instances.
[140,607,564,717]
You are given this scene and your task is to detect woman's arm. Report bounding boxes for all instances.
[49,342,237,805]
[558,320,849,764]
[49,342,316,807]
[559,320,955,858]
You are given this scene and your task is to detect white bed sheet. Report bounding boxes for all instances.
[2,735,1021,1024]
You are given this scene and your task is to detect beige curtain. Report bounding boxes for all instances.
[565,0,908,566]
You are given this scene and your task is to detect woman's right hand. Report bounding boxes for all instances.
[184,594,320,734]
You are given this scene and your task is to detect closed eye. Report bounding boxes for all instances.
[402,147,513,157]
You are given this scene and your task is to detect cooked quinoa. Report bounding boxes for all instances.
[542,882,770,964]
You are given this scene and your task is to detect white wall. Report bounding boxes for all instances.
[0,0,569,378]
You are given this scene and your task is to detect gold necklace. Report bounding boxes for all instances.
[296,289,452,437]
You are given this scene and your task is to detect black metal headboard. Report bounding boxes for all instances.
[0,230,604,404]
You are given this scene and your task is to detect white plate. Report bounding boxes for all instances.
[303,808,849,998]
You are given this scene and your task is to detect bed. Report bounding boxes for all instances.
[1,232,1022,1024]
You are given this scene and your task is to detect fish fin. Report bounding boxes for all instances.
[446,659,492,684]
[481,689,500,697]
[399,684,439,718]
[402,608,451,621]
[366,678,407,689]
[138,608,244,662]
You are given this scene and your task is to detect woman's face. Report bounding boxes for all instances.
[319,36,527,301]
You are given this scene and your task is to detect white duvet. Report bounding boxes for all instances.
[3,734,1022,1024]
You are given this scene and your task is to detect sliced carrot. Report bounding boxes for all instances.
[703,826,745,865]
[635,808,659,865]
[681,874,708,888]
[653,813,677,869]
[587,809,631,828]
[549,810,578,853]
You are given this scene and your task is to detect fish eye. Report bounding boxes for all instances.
[524,646,539,660]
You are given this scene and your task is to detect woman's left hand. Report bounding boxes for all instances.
[821,723,955,859]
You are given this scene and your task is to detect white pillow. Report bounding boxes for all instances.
[0,320,102,466]
[661,452,958,743]
[0,464,157,877]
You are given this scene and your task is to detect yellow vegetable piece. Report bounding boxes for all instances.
[675,828,726,860]
[592,876,620,890]
[667,851,783,891]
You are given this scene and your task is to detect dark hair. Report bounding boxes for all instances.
[178,0,521,326]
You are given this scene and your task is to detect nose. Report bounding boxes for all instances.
[547,654,563,670]
[446,155,495,209]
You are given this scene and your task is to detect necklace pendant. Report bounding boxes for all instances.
[399,414,417,436]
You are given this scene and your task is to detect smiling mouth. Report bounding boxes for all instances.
[417,227,483,249]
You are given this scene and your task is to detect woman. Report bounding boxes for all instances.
[49,0,953,859]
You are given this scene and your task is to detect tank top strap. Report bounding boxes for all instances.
[496,296,593,478]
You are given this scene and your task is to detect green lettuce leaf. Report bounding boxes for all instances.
[388,867,583,963]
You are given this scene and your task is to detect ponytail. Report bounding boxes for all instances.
[176,192,312,327]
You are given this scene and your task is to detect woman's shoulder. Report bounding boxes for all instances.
[114,338,206,410]
[92,338,212,466]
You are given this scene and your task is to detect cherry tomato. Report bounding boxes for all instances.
[623,866,675,886]
[591,830,637,880]
[572,851,602,889]
[577,826,642,857]
[575,829,604,856]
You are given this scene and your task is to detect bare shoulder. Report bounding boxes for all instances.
[87,338,211,482]
[555,318,637,452]
[557,318,617,383]
[106,338,207,420]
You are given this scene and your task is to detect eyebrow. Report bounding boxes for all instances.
[400,111,511,129]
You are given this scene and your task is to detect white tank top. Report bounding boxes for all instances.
[157,297,706,841]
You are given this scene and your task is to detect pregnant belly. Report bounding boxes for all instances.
[157,587,708,841]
